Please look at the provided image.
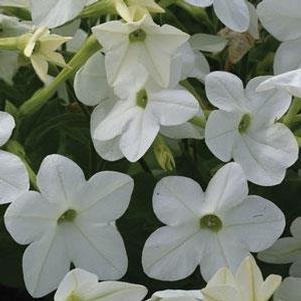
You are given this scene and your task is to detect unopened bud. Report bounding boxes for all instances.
[153,135,175,171]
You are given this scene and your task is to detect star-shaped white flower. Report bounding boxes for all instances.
[92,66,199,162]
[202,256,282,301]
[0,111,29,204]
[274,277,301,301]
[23,27,71,83]
[92,15,189,88]
[148,289,203,301]
[4,154,133,297]
[184,0,250,32]
[54,268,147,301]
[205,71,299,186]
[142,163,285,281]
[258,217,301,277]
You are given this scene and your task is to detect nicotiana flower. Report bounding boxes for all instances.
[4,154,134,297]
[202,256,282,301]
[148,289,203,301]
[110,0,164,22]
[274,277,301,301]
[184,0,250,33]
[0,111,29,204]
[258,217,301,277]
[205,71,299,186]
[142,163,285,281]
[92,15,189,88]
[74,52,204,162]
[92,66,199,162]
[30,0,87,29]
[54,268,148,301]
[23,27,71,83]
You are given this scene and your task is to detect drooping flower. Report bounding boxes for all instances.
[142,163,285,281]
[258,217,301,277]
[92,66,199,162]
[92,15,189,88]
[0,111,29,204]
[54,268,147,301]
[22,27,71,83]
[274,277,301,301]
[202,256,282,301]
[4,154,133,297]
[148,289,203,301]
[205,71,299,186]
[184,0,250,33]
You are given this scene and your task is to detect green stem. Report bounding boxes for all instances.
[0,36,20,50]
[282,98,301,127]
[19,35,102,116]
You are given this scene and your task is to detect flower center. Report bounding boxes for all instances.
[200,214,223,232]
[136,88,148,108]
[238,113,251,134]
[57,209,77,224]
[66,293,81,301]
[129,29,147,42]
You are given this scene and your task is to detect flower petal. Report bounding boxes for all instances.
[0,111,15,146]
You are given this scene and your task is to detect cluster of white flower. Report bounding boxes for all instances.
[0,0,300,300]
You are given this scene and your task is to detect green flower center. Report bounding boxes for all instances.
[136,88,148,108]
[66,293,81,301]
[238,113,251,134]
[58,209,77,224]
[200,214,223,232]
[129,29,147,42]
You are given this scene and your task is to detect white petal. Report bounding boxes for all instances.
[290,262,301,277]
[150,289,203,301]
[189,33,227,53]
[205,110,241,162]
[30,0,86,28]
[202,285,240,301]
[204,162,248,212]
[257,0,301,41]
[37,154,86,205]
[274,39,301,74]
[74,171,133,222]
[0,111,15,146]
[224,195,285,252]
[274,277,301,301]
[161,122,204,140]
[149,89,199,126]
[74,52,110,106]
[0,150,29,204]
[142,224,207,281]
[213,0,250,32]
[153,176,204,226]
[184,0,213,7]
[23,228,70,297]
[233,124,299,186]
[205,71,247,111]
[4,191,58,244]
[291,217,301,239]
[245,76,292,126]
[119,109,160,162]
[63,222,128,279]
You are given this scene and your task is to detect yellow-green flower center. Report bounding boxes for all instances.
[136,88,148,108]
[58,209,77,224]
[200,214,223,232]
[129,29,147,42]
[238,113,251,134]
[66,293,81,301]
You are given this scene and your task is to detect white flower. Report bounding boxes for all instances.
[30,0,87,28]
[184,0,250,33]
[23,27,71,83]
[0,111,29,204]
[258,217,301,277]
[54,268,147,301]
[92,15,189,88]
[202,256,282,301]
[92,67,199,162]
[142,162,285,281]
[4,154,133,297]
[148,289,203,301]
[205,71,299,186]
[257,69,301,98]
[274,277,301,301]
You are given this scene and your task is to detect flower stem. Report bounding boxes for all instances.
[19,35,102,116]
[282,98,301,127]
